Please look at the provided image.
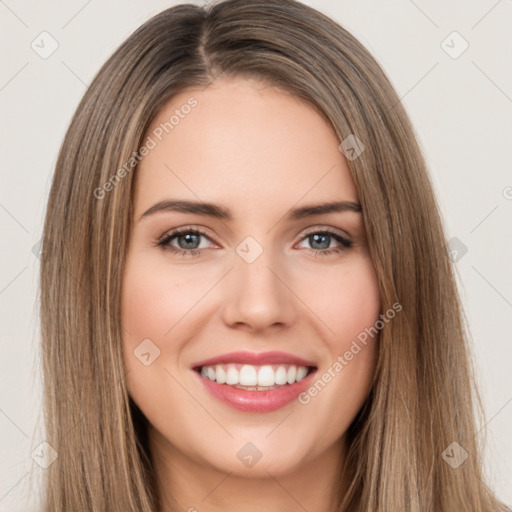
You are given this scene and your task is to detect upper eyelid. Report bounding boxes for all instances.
[160,224,352,245]
[300,225,351,238]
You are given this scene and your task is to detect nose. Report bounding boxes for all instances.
[220,242,297,332]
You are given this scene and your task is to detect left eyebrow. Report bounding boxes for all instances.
[287,200,361,220]
[138,199,361,222]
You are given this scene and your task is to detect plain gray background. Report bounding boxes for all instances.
[1,0,511,509]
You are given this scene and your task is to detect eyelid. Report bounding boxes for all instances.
[157,224,353,252]
[157,225,218,248]
[299,224,351,240]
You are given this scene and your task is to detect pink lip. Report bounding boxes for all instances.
[191,351,318,413]
[193,367,318,413]
[191,350,317,369]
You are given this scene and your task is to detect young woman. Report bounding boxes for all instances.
[39,0,509,510]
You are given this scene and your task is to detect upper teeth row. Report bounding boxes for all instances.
[200,364,309,386]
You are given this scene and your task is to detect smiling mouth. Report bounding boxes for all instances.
[193,363,317,391]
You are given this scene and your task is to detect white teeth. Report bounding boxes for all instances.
[287,365,297,384]
[215,364,226,384]
[296,366,308,381]
[239,365,258,386]
[274,366,288,385]
[199,363,312,388]
[257,365,275,387]
[226,366,239,385]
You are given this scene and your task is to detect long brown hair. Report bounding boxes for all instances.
[39,0,508,510]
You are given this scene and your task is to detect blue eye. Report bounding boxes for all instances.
[298,231,352,256]
[157,228,209,257]
[157,227,352,258]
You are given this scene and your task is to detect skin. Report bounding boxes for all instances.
[121,77,381,512]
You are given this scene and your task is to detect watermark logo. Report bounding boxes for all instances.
[236,236,263,264]
[31,31,59,59]
[441,31,469,60]
[447,236,468,263]
[441,441,468,469]
[32,441,58,468]
[298,302,402,405]
[338,134,365,161]
[237,442,262,468]
[93,97,198,200]
[134,338,161,366]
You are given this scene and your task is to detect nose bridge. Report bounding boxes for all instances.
[221,234,295,330]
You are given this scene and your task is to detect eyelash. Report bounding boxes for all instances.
[156,226,353,258]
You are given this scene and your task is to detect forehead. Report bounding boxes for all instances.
[134,77,358,218]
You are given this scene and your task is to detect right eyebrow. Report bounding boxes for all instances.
[139,200,231,221]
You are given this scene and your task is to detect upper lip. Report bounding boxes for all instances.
[192,351,317,369]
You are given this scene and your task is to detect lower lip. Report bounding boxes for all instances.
[194,369,317,413]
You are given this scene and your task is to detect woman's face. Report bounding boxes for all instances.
[121,77,380,479]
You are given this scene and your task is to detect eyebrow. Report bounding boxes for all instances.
[139,199,361,222]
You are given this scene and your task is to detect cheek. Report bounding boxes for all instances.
[121,252,209,344]
[122,274,174,341]
[331,256,381,377]
[298,253,381,348]
[120,253,189,422]
[333,266,381,344]
[296,255,381,414]
[120,252,184,390]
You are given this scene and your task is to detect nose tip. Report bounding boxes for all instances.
[220,245,296,331]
